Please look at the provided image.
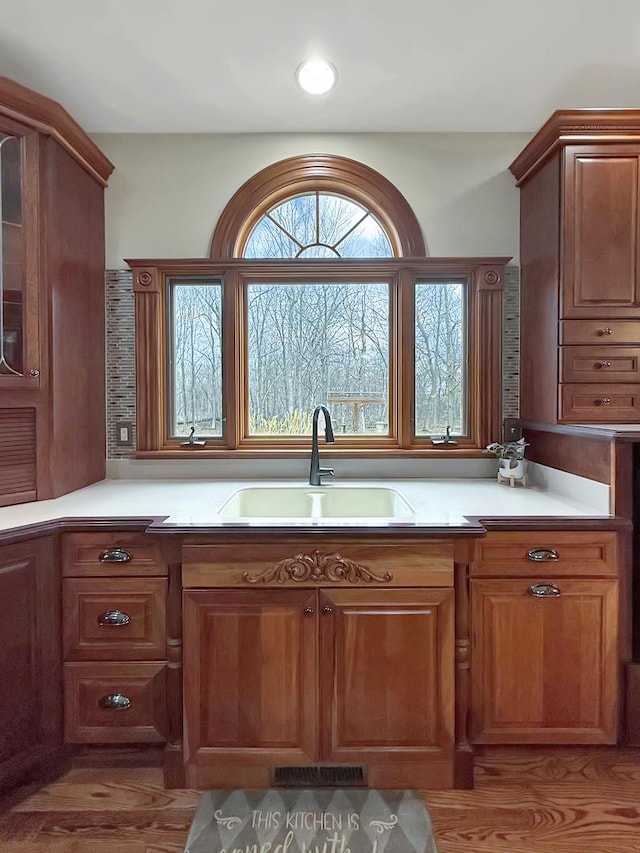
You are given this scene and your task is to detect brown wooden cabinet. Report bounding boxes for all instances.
[62,532,168,744]
[181,537,457,790]
[318,587,454,787]
[511,113,640,423]
[0,77,113,505]
[470,530,619,744]
[0,536,62,792]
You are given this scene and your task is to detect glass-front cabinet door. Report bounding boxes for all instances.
[0,122,39,387]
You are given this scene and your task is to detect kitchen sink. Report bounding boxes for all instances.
[217,486,414,519]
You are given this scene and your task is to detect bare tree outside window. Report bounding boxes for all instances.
[414,282,465,435]
[247,282,389,435]
[170,281,222,437]
[244,193,392,259]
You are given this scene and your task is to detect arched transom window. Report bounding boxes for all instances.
[243,192,393,258]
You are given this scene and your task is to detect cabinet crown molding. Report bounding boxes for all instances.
[0,76,114,185]
[510,109,640,185]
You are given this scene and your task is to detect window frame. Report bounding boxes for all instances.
[129,257,507,457]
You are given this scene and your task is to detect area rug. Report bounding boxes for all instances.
[184,789,438,852]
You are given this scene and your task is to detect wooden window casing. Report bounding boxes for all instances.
[129,155,507,458]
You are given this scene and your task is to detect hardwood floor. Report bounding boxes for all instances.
[1,747,640,852]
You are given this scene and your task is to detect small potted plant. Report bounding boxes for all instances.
[485,437,529,486]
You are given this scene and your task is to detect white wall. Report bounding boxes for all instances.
[92,132,530,268]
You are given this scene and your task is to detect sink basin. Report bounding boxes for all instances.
[218,486,414,519]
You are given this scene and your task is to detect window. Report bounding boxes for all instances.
[131,155,505,456]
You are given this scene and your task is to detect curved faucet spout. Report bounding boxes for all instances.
[309,405,335,486]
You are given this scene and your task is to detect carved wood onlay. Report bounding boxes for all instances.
[477,266,504,291]
[242,551,393,585]
[132,267,160,293]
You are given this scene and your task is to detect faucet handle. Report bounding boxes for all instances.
[319,467,335,477]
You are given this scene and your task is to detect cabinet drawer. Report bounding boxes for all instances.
[560,319,640,345]
[472,531,617,577]
[64,662,167,743]
[63,578,167,660]
[560,346,640,382]
[62,532,166,577]
[182,540,454,588]
[560,383,640,422]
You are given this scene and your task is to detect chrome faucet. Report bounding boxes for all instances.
[309,405,335,486]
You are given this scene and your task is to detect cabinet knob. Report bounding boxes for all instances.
[526,548,559,562]
[598,361,612,368]
[600,327,613,335]
[528,583,561,598]
[98,693,132,710]
[29,368,40,377]
[304,606,315,616]
[599,398,612,405]
[323,605,334,615]
[99,548,133,563]
[97,609,131,627]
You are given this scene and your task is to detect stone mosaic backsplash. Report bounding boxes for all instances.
[105,267,520,459]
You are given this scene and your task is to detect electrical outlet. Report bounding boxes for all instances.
[503,418,523,441]
[116,421,134,447]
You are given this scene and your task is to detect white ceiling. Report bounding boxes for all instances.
[2,0,640,134]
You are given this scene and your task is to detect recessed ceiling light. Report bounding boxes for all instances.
[296,59,337,95]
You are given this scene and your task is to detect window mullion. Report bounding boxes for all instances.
[222,269,242,448]
[397,268,415,448]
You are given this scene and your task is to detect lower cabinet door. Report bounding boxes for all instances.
[471,578,618,743]
[0,537,61,790]
[183,589,317,788]
[319,588,455,789]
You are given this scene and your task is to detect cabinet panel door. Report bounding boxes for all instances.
[471,578,618,743]
[563,146,640,316]
[183,589,317,787]
[0,124,41,389]
[319,588,454,788]
[0,537,61,791]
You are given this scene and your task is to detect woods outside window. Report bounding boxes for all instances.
[130,155,506,456]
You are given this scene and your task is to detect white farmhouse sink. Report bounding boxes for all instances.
[218,486,414,519]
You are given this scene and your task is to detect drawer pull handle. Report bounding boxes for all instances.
[598,361,612,368]
[99,548,132,563]
[526,548,559,562]
[600,327,613,335]
[97,609,131,627]
[599,398,612,405]
[528,583,561,598]
[98,693,132,710]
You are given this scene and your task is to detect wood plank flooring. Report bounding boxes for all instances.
[1,747,640,852]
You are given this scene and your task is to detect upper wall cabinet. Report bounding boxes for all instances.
[0,78,114,506]
[511,111,640,424]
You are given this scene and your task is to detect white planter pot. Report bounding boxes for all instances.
[497,456,526,486]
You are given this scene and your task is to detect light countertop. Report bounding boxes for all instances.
[0,470,614,534]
